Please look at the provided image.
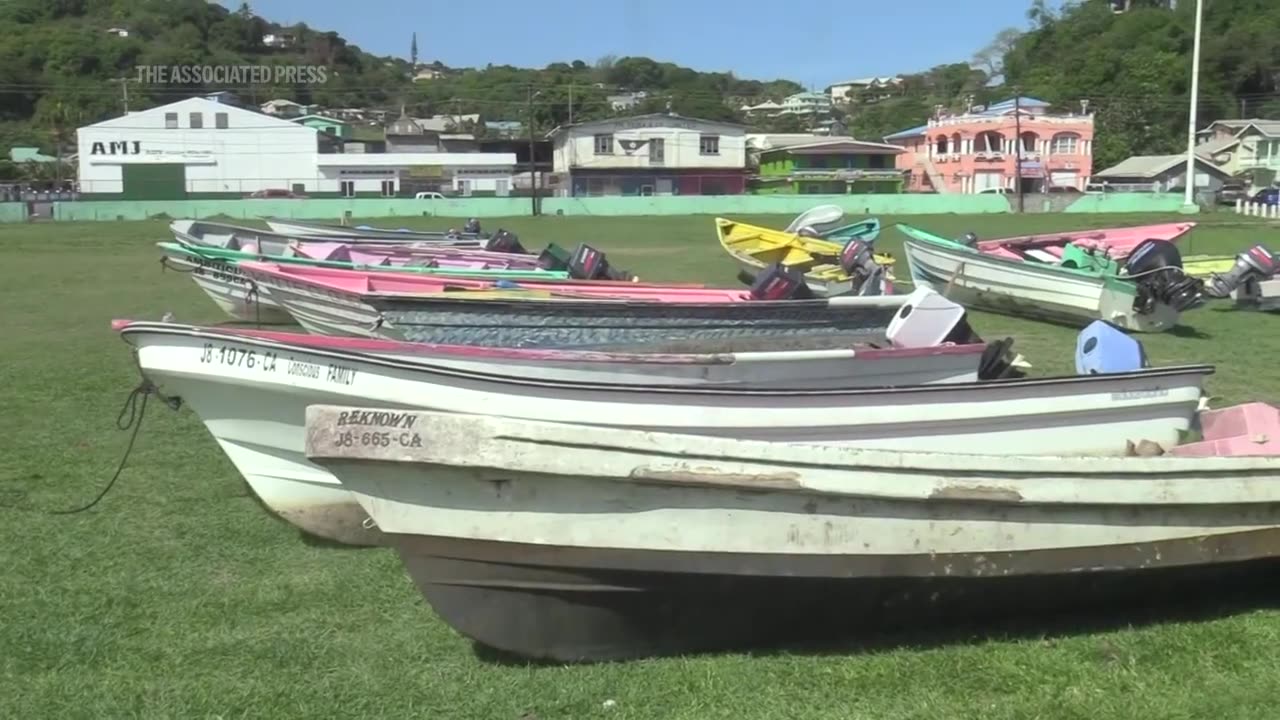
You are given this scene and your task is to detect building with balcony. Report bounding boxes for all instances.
[547,113,748,196]
[750,139,905,194]
[882,97,1094,194]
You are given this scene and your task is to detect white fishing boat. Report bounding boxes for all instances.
[264,217,485,245]
[117,318,1201,547]
[158,242,294,324]
[900,224,1206,332]
[303,405,1280,662]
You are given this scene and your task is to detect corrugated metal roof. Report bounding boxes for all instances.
[1093,154,1228,179]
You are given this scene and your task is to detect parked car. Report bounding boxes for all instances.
[246,188,307,199]
[977,187,1011,194]
[1216,182,1249,205]
[1047,186,1082,194]
[1251,187,1280,206]
[414,191,446,200]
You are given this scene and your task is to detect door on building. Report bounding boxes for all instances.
[639,185,654,196]
[495,179,510,197]
[458,179,472,197]
[122,163,187,200]
[649,139,665,165]
[656,178,673,195]
[1050,170,1079,190]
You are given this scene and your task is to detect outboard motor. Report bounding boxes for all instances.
[1203,245,1279,298]
[463,217,481,235]
[884,287,1023,380]
[748,262,814,300]
[1122,238,1205,314]
[838,239,885,296]
[568,243,636,281]
[1075,320,1147,375]
[484,229,527,255]
[960,232,979,247]
[536,243,572,272]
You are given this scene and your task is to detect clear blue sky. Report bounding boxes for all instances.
[228,0,1061,89]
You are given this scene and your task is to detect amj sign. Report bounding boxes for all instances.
[89,141,142,155]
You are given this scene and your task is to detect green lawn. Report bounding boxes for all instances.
[3,212,1280,719]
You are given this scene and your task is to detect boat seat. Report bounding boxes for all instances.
[808,263,845,277]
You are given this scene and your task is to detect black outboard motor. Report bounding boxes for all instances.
[568,243,636,281]
[536,243,572,272]
[463,217,481,235]
[748,262,814,300]
[484,229,527,255]
[1203,245,1279,298]
[838,239,885,295]
[1122,238,1205,314]
[960,232,979,247]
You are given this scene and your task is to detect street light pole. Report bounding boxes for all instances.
[1184,0,1204,207]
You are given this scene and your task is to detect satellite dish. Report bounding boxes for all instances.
[784,204,845,235]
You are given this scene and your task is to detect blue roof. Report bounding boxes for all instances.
[883,124,927,140]
[982,96,1050,113]
[881,97,1052,141]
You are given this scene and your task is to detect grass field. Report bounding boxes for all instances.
[3,212,1280,719]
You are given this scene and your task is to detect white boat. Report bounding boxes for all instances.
[158,242,294,324]
[117,319,1205,546]
[900,224,1205,332]
[303,406,1280,662]
[264,217,484,245]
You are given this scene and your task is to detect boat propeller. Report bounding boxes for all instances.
[1122,239,1206,314]
[748,262,815,300]
[1202,244,1279,299]
[838,239,887,296]
[484,229,526,254]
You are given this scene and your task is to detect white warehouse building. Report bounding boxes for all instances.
[76,97,516,199]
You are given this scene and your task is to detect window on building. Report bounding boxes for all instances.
[340,180,355,198]
[593,133,614,154]
[164,112,178,129]
[189,113,203,129]
[868,154,888,169]
[215,113,229,129]
[1051,133,1080,154]
[700,135,720,155]
[380,180,396,197]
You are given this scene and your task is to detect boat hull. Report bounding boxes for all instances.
[264,218,483,245]
[903,236,1178,332]
[306,408,1280,662]
[121,323,1209,546]
[160,246,294,324]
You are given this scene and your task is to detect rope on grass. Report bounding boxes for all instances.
[1,376,182,516]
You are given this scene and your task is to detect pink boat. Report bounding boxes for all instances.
[237,261,753,302]
[974,221,1196,262]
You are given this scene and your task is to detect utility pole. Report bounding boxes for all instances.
[568,82,574,124]
[109,77,133,113]
[1014,91,1024,213]
[527,88,541,216]
[1184,0,1204,208]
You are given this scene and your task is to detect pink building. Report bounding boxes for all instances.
[882,97,1094,194]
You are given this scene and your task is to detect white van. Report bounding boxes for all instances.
[414,191,445,200]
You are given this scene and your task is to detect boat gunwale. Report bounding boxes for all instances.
[116,321,1215,398]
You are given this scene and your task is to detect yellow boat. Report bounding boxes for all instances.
[1182,254,1234,279]
[714,217,895,296]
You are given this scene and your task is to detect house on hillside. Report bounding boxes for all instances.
[751,139,905,195]
[547,112,748,196]
[779,92,832,116]
[882,96,1094,193]
[1090,155,1229,195]
[826,77,902,105]
[608,92,648,111]
[261,99,309,118]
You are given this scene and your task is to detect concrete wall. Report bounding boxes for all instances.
[29,192,1199,223]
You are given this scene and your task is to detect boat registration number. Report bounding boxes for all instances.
[332,410,422,449]
[197,341,357,386]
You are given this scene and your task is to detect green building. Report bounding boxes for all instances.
[751,139,905,194]
[292,114,352,140]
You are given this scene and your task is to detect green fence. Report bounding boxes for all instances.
[0,203,28,223]
[16,192,1200,223]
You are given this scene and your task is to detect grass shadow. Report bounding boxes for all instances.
[1168,324,1212,339]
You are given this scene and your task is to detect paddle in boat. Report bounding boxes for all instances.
[900,223,1208,332]
[715,216,894,297]
[302,378,1280,661]
[119,306,1198,550]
